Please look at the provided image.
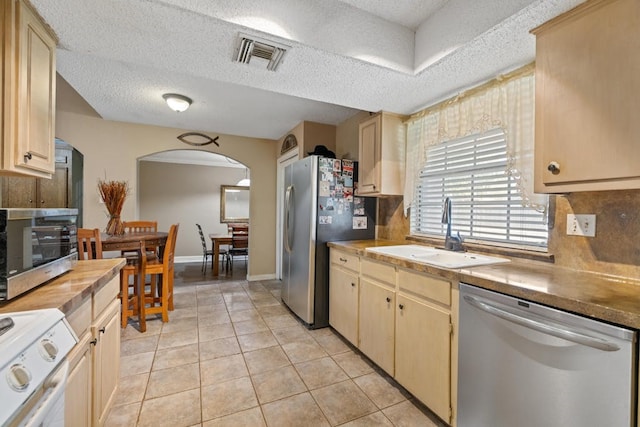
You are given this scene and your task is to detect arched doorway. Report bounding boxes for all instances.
[136,149,250,272]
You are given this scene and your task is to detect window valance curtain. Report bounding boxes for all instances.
[404,65,546,216]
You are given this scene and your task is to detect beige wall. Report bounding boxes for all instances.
[138,161,245,258]
[55,76,278,280]
[336,111,370,160]
[278,121,337,159]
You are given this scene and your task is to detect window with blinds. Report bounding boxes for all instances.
[410,128,548,249]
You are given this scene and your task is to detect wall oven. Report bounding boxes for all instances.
[0,209,78,301]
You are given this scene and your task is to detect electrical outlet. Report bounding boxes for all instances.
[566,214,596,237]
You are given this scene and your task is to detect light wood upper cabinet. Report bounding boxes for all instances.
[1,0,57,178]
[357,112,406,196]
[532,0,640,193]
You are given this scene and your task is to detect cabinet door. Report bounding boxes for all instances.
[93,300,121,427]
[534,0,640,192]
[359,278,395,375]
[329,266,359,345]
[1,176,36,207]
[38,164,69,207]
[14,0,56,175]
[65,335,92,427]
[357,114,380,194]
[395,294,451,423]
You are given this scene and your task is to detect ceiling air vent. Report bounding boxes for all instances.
[234,33,289,71]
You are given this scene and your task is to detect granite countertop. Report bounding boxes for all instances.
[328,240,640,329]
[0,259,126,315]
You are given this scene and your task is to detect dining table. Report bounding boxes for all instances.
[209,234,232,276]
[100,231,169,332]
[101,231,168,252]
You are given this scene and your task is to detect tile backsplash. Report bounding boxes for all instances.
[376,196,409,242]
[549,190,640,278]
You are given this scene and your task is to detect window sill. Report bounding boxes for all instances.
[405,235,555,263]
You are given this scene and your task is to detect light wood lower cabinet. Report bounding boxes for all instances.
[64,276,121,427]
[329,261,359,346]
[92,300,120,426]
[358,277,395,375]
[329,249,457,425]
[395,294,451,422]
[65,332,92,427]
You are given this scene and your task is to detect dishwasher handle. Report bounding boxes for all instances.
[463,295,620,352]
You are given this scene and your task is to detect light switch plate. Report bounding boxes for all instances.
[566,214,596,237]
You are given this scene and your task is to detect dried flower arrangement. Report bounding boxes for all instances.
[98,179,129,235]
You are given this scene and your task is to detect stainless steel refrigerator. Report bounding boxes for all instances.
[282,155,376,328]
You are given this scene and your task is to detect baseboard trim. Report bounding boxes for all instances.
[247,273,277,281]
[175,256,203,264]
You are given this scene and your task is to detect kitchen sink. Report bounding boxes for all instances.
[366,245,509,268]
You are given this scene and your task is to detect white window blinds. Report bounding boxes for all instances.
[410,129,548,249]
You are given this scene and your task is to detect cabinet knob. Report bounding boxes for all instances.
[99,327,106,334]
[398,304,404,310]
[351,282,356,287]
[386,297,391,303]
[40,200,45,204]
[23,152,32,162]
[547,161,560,174]
[90,338,98,346]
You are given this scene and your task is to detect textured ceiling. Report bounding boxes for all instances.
[31,0,585,140]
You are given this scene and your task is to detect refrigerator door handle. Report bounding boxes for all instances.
[284,185,294,253]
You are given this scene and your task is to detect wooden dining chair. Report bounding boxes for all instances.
[228,225,248,269]
[196,224,227,274]
[77,228,103,260]
[123,220,157,233]
[122,220,159,260]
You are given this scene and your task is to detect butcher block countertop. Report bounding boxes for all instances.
[0,259,126,315]
[328,240,640,330]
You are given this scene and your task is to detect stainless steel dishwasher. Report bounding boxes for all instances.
[458,283,637,427]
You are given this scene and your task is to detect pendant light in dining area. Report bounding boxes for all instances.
[237,167,250,187]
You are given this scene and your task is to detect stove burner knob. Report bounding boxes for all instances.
[7,364,31,391]
[39,339,59,362]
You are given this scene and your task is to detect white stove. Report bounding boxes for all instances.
[0,308,77,426]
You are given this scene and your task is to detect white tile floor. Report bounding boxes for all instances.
[105,263,447,426]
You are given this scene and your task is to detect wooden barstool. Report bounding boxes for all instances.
[119,240,149,331]
[119,224,179,330]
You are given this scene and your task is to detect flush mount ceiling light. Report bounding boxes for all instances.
[162,93,192,112]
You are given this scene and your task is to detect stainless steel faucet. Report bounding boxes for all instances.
[442,197,464,251]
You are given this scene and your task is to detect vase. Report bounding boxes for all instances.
[106,215,125,236]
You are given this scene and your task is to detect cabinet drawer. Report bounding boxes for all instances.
[93,276,119,318]
[398,269,451,306]
[330,250,359,272]
[67,296,91,337]
[361,259,396,286]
